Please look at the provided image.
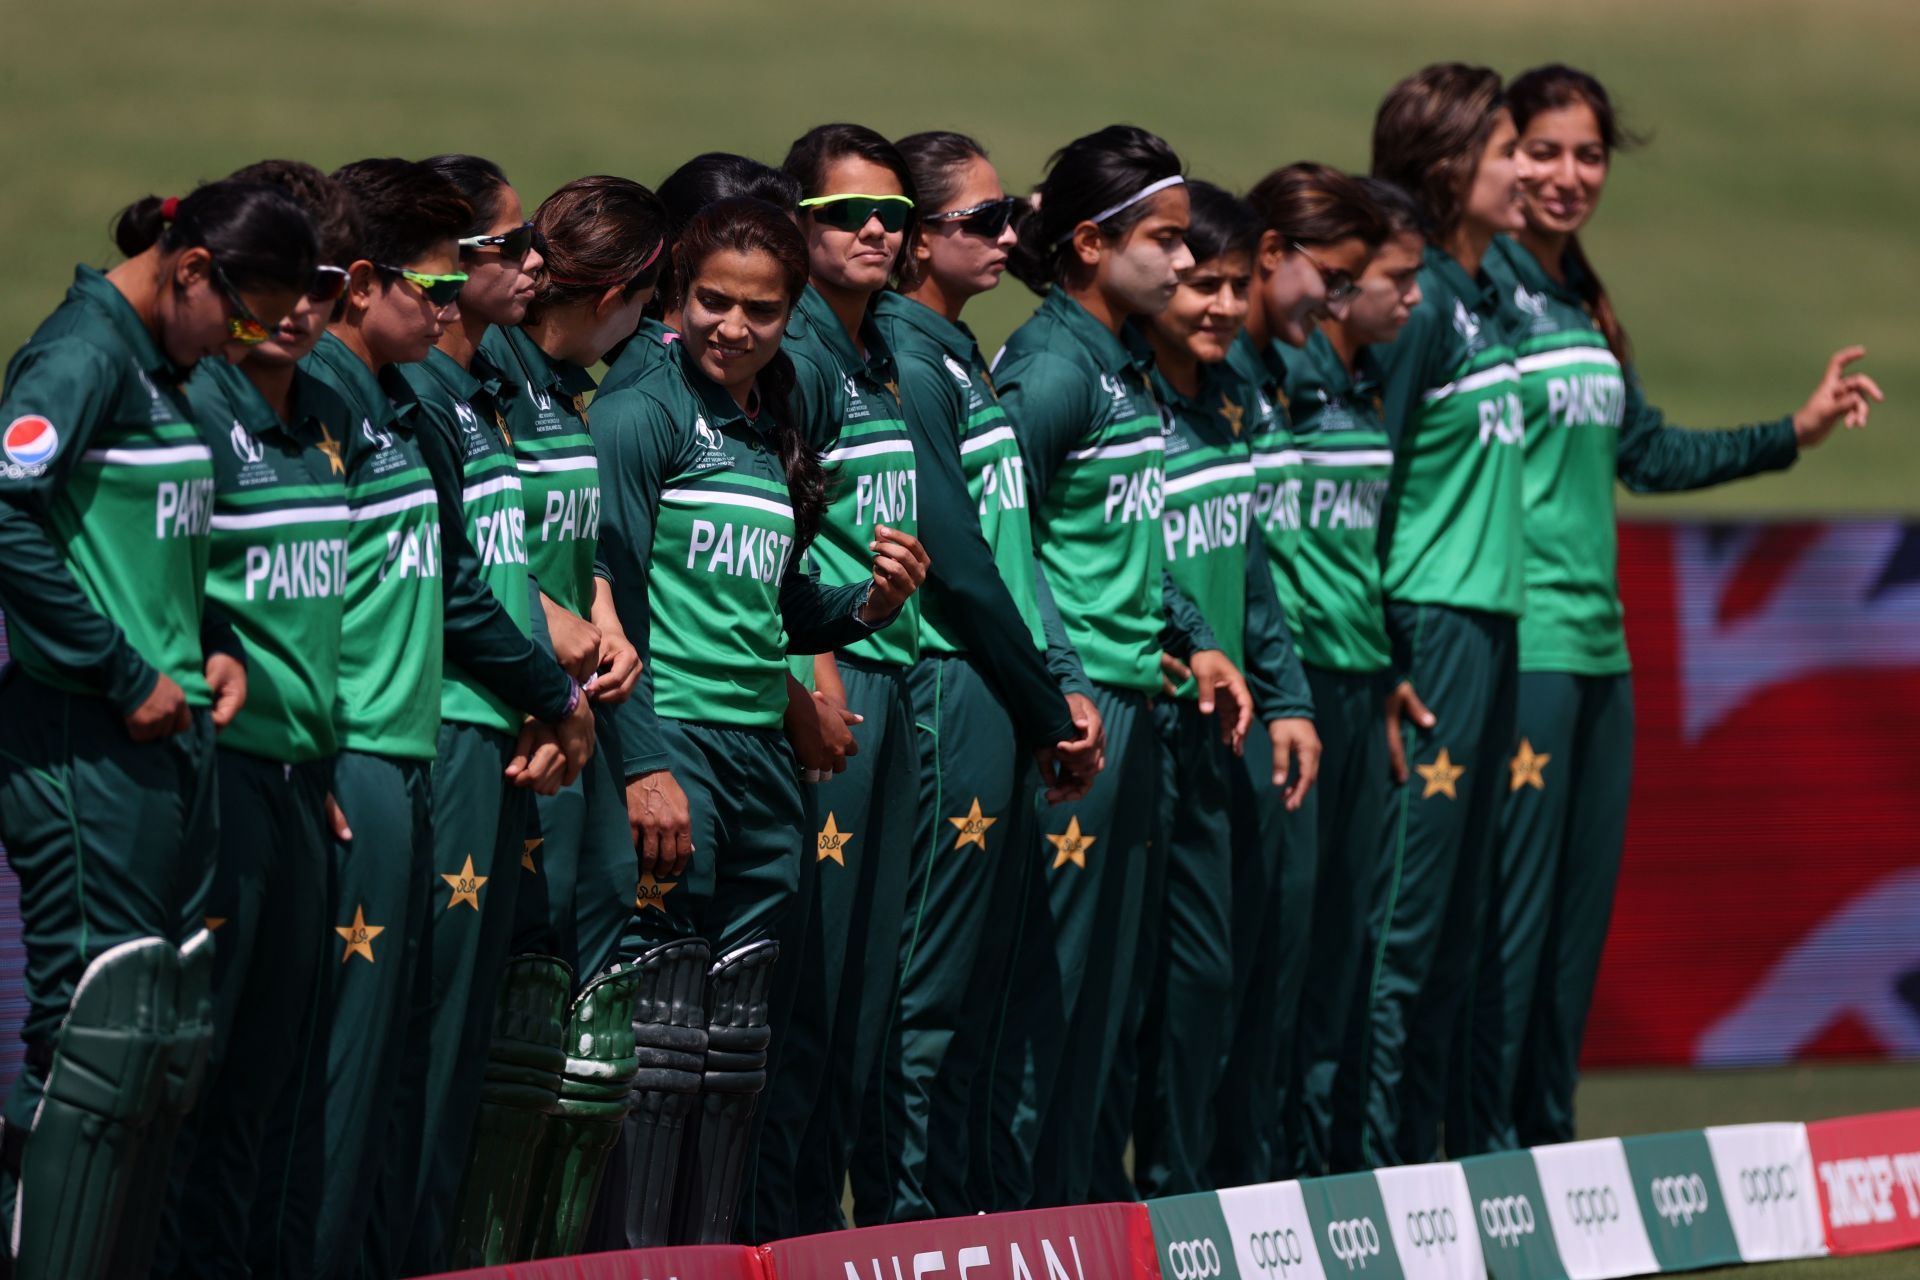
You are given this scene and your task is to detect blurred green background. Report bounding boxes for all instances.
[3,0,1912,513]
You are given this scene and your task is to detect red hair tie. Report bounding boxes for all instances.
[159,196,181,222]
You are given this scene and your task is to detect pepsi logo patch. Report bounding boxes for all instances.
[3,416,59,468]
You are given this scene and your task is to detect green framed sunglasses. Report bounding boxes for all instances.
[799,193,914,234]
[375,263,470,306]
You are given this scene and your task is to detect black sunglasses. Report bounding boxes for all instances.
[459,221,542,260]
[307,265,350,304]
[925,195,1021,239]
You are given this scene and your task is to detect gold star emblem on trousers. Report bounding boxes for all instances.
[1417,748,1465,800]
[336,905,385,964]
[1047,816,1097,869]
[949,797,998,850]
[442,855,488,911]
[1510,739,1551,792]
[636,868,679,913]
[817,811,853,865]
[522,837,543,873]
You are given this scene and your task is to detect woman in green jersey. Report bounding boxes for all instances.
[592,197,925,1246]
[618,154,861,1250]
[1270,177,1431,1177]
[852,130,1105,1224]
[1354,62,1530,1167]
[1471,65,1880,1153]
[392,153,603,1274]
[998,124,1251,1207]
[278,158,472,1279]
[1125,180,1314,1197]
[155,161,357,1280]
[494,176,659,978]
[437,175,667,1266]
[1213,162,1384,1186]
[0,180,314,1280]
[754,123,928,1237]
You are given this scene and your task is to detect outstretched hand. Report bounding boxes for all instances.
[1793,346,1883,448]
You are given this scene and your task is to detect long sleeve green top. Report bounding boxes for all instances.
[1373,245,1528,617]
[785,286,922,668]
[1484,236,1798,674]
[591,340,881,782]
[302,331,445,760]
[188,358,351,761]
[871,292,1076,748]
[397,344,574,733]
[995,289,1218,695]
[0,266,218,712]
[485,323,602,618]
[1272,332,1395,675]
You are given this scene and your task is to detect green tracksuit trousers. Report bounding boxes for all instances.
[1354,603,1516,1167]
[1287,666,1390,1177]
[759,659,916,1236]
[1470,671,1633,1151]
[157,749,330,1279]
[1023,684,1157,1208]
[850,652,1036,1223]
[1210,714,1318,1187]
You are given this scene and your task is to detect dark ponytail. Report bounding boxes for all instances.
[672,197,826,553]
[1007,124,1184,295]
[1508,64,1643,365]
[112,181,318,294]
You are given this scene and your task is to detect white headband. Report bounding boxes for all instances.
[1054,175,1187,245]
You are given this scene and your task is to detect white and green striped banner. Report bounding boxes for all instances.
[1145,1123,1828,1280]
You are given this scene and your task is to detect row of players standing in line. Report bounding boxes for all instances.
[0,59,1880,1280]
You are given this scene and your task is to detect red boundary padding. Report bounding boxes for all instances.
[763,1201,1161,1279]
[432,1243,768,1280]
[1806,1108,1920,1256]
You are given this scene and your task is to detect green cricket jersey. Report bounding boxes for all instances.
[304,332,444,760]
[1220,332,1317,720]
[485,324,601,618]
[1375,244,1527,616]
[187,358,351,762]
[1152,363,1256,682]
[597,317,678,400]
[592,340,880,780]
[787,286,921,667]
[1485,236,1798,674]
[996,291,1172,694]
[871,292,1075,748]
[0,266,215,710]
[400,347,536,732]
[1275,331,1395,674]
[1152,356,1312,719]
[1229,331,1305,584]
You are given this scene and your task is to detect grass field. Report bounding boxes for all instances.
[4,0,1914,514]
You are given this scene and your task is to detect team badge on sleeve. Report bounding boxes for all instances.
[3,415,60,472]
